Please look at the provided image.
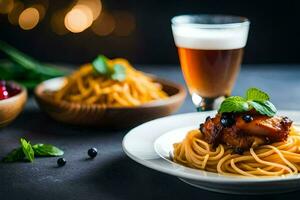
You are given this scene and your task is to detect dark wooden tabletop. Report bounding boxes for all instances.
[1,65,300,200]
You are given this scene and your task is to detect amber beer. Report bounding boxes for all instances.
[172,15,249,110]
[178,48,243,98]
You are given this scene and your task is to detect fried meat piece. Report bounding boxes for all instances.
[200,113,292,150]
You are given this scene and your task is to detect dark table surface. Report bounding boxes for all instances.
[1,64,300,200]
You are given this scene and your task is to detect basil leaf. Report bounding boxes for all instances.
[92,56,127,81]
[218,96,249,113]
[264,100,277,115]
[20,138,34,162]
[246,88,269,101]
[2,139,64,163]
[2,148,24,163]
[111,64,126,81]
[92,55,110,75]
[248,100,277,117]
[32,144,64,157]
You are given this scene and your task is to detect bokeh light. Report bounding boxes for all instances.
[31,4,46,21]
[18,7,40,30]
[64,5,93,33]
[113,11,136,36]
[91,12,116,36]
[8,0,24,25]
[51,9,69,35]
[73,4,93,24]
[0,0,14,14]
[77,0,102,20]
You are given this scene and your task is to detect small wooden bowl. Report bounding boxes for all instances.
[34,77,186,128]
[0,84,27,127]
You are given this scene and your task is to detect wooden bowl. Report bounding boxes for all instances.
[34,77,186,128]
[0,84,27,127]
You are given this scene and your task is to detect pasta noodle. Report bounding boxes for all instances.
[173,127,300,177]
[53,58,168,106]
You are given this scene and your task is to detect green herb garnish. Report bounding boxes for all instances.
[20,138,35,162]
[2,138,64,163]
[246,88,269,101]
[32,144,64,157]
[218,88,277,117]
[111,64,126,81]
[92,55,126,81]
[2,148,24,163]
[0,41,67,90]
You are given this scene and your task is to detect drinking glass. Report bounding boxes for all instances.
[171,15,250,111]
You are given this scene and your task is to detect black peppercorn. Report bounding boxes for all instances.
[233,147,244,155]
[220,117,235,128]
[242,115,253,123]
[57,158,66,167]
[88,148,98,158]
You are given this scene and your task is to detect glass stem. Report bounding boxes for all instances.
[192,93,225,112]
[196,98,216,111]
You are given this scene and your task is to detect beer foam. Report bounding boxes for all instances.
[172,26,249,50]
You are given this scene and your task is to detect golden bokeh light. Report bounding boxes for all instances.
[51,9,69,35]
[64,5,93,33]
[73,4,93,24]
[91,12,116,36]
[0,0,14,14]
[77,0,102,20]
[113,11,136,36]
[32,4,46,20]
[18,7,40,30]
[8,0,24,25]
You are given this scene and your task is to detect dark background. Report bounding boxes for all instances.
[0,0,300,65]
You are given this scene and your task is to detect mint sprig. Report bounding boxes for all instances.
[32,144,64,157]
[2,148,24,163]
[20,138,34,162]
[92,55,110,75]
[246,88,269,101]
[2,138,64,163]
[218,96,249,113]
[218,88,277,117]
[92,55,126,81]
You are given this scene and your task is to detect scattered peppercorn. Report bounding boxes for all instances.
[242,115,253,123]
[88,148,98,158]
[221,112,235,119]
[220,118,235,128]
[233,147,244,155]
[220,113,236,127]
[57,158,66,167]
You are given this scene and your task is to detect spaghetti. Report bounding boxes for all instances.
[54,58,168,107]
[173,127,300,177]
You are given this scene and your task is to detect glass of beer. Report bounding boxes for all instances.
[171,15,250,111]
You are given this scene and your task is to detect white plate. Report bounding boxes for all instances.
[122,110,300,194]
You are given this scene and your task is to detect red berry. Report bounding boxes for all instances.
[0,86,9,100]
[6,83,21,97]
[0,80,21,100]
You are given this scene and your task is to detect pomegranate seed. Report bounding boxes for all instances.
[0,80,21,100]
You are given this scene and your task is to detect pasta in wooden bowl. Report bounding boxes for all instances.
[34,56,186,128]
[54,58,168,107]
